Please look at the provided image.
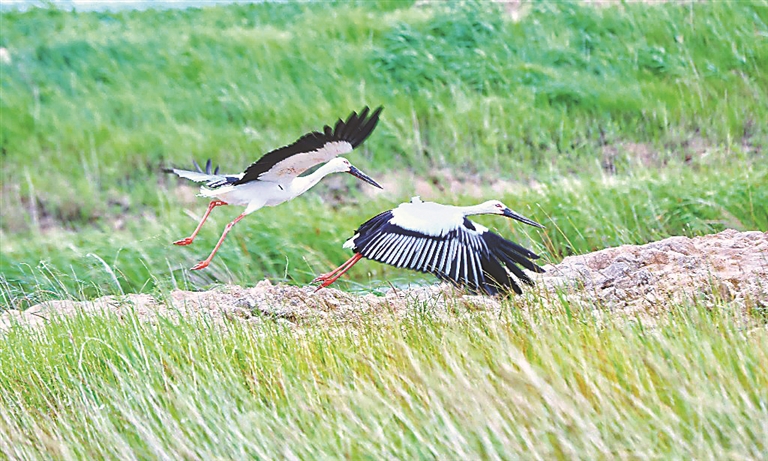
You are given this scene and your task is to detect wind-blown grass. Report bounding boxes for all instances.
[1,300,766,458]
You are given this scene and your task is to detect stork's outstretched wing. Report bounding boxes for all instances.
[344,209,544,296]
[235,106,383,186]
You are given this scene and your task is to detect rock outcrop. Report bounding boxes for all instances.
[541,229,767,317]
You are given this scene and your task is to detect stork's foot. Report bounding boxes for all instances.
[311,272,334,283]
[191,260,210,271]
[311,254,363,292]
[174,237,194,246]
[312,273,343,292]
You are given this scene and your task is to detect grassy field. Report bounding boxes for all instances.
[0,298,768,459]
[2,0,767,299]
[1,1,767,457]
[2,300,767,458]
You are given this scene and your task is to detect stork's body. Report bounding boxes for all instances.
[314,198,545,295]
[166,106,383,270]
[195,160,360,212]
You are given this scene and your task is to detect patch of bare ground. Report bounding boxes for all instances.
[1,182,155,233]
[417,1,708,22]
[2,229,766,333]
[5,136,760,233]
[359,167,544,202]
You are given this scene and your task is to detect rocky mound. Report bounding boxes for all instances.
[543,229,767,317]
[2,230,766,331]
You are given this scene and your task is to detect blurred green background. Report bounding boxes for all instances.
[1,1,766,306]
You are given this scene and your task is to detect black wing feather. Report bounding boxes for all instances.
[478,254,516,295]
[235,106,383,185]
[484,232,545,274]
[348,212,544,296]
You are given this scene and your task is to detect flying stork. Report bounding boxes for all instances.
[313,197,545,295]
[166,106,384,270]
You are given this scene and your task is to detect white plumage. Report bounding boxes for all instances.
[254,140,353,184]
[387,198,489,237]
[316,197,545,295]
[166,107,383,270]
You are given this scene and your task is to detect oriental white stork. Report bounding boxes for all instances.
[313,197,545,295]
[166,106,383,270]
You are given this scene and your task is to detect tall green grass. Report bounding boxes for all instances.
[1,300,766,458]
[1,1,766,225]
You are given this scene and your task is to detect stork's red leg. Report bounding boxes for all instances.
[174,200,228,246]
[190,213,245,270]
[313,253,363,291]
[312,254,362,282]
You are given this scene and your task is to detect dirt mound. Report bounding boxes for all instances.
[2,230,766,331]
[541,229,767,317]
[0,281,491,332]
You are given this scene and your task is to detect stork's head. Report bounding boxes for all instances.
[479,200,544,229]
[326,158,383,189]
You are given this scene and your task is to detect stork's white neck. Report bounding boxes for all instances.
[459,203,496,217]
[288,162,339,197]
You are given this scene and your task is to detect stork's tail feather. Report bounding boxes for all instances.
[164,159,239,189]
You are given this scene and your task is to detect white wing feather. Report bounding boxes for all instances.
[256,141,352,184]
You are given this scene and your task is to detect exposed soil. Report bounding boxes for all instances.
[2,229,766,332]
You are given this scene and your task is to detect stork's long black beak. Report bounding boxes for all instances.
[502,208,544,228]
[348,165,383,189]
